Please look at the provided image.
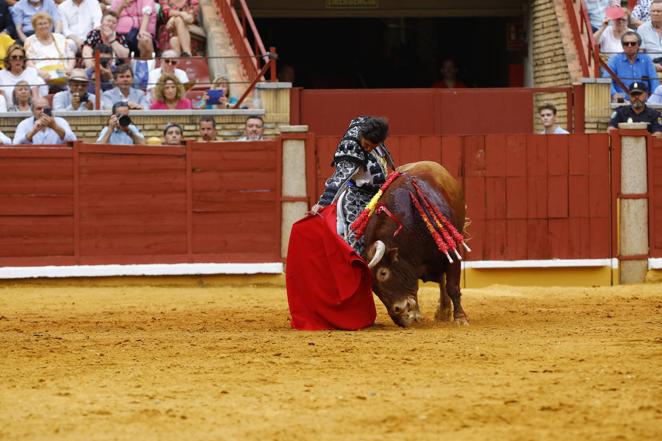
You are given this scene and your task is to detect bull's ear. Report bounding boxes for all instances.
[387,247,399,263]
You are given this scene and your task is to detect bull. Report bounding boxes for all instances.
[362,161,469,328]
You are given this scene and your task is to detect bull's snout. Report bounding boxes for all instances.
[390,297,420,327]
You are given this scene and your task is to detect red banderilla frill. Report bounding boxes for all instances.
[408,191,454,263]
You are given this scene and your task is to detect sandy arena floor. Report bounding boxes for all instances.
[0,281,660,441]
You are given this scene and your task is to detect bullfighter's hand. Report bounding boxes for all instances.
[307,203,324,216]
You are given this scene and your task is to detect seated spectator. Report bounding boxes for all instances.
[202,75,237,109]
[147,49,189,96]
[198,115,218,141]
[13,96,77,144]
[13,0,62,44]
[81,11,129,69]
[150,73,192,109]
[431,58,466,89]
[0,0,17,43]
[101,63,149,109]
[604,31,659,101]
[96,100,145,144]
[278,64,295,85]
[8,80,33,111]
[0,130,11,144]
[538,103,569,134]
[237,115,264,141]
[110,0,156,59]
[632,0,653,28]
[158,0,200,57]
[24,12,75,82]
[594,7,631,61]
[59,0,102,53]
[586,0,619,32]
[53,68,95,110]
[85,43,114,94]
[0,43,48,107]
[609,81,662,137]
[162,122,183,145]
[637,0,662,70]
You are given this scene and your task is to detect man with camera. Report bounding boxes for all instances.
[85,44,115,94]
[13,97,77,145]
[96,100,145,144]
[53,68,96,111]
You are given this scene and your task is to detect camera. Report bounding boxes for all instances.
[43,108,52,116]
[100,58,110,68]
[79,93,89,103]
[118,114,132,127]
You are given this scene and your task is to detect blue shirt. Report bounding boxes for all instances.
[101,87,150,110]
[96,125,144,145]
[13,116,77,144]
[604,53,660,96]
[12,0,61,34]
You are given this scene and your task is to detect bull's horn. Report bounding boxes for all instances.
[367,240,386,269]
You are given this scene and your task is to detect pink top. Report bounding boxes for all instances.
[150,98,193,110]
[110,0,157,35]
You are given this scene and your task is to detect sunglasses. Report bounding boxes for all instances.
[9,54,25,60]
[623,41,639,47]
[164,59,178,65]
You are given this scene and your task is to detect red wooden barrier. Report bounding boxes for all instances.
[296,88,577,136]
[312,133,612,261]
[650,138,662,258]
[0,141,281,266]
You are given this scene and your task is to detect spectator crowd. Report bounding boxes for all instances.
[0,0,251,145]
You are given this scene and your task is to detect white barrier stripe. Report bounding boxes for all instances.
[0,263,283,279]
[462,259,618,269]
[649,258,662,269]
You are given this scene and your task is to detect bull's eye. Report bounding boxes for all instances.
[376,267,390,282]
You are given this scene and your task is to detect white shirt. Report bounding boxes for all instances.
[0,131,11,144]
[59,0,102,41]
[598,25,628,56]
[25,33,73,72]
[147,67,189,91]
[540,126,570,134]
[13,116,77,144]
[0,67,48,106]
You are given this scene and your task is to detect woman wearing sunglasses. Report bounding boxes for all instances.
[0,43,48,108]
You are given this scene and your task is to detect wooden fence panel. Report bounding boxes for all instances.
[190,141,281,261]
[0,148,74,258]
[78,147,188,257]
[650,138,662,257]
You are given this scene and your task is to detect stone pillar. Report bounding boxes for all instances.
[582,77,611,133]
[256,82,291,125]
[280,124,309,259]
[617,124,649,283]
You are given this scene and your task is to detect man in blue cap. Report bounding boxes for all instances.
[608,81,662,136]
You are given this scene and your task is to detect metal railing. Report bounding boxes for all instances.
[214,0,277,108]
[565,0,602,78]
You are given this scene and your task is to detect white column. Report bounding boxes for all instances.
[280,125,309,259]
[618,123,649,283]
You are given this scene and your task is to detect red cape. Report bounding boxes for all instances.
[286,204,376,330]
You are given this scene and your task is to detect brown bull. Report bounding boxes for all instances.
[363,161,469,327]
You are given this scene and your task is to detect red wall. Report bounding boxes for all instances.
[312,133,613,261]
[651,138,662,258]
[0,141,281,266]
[296,88,550,136]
